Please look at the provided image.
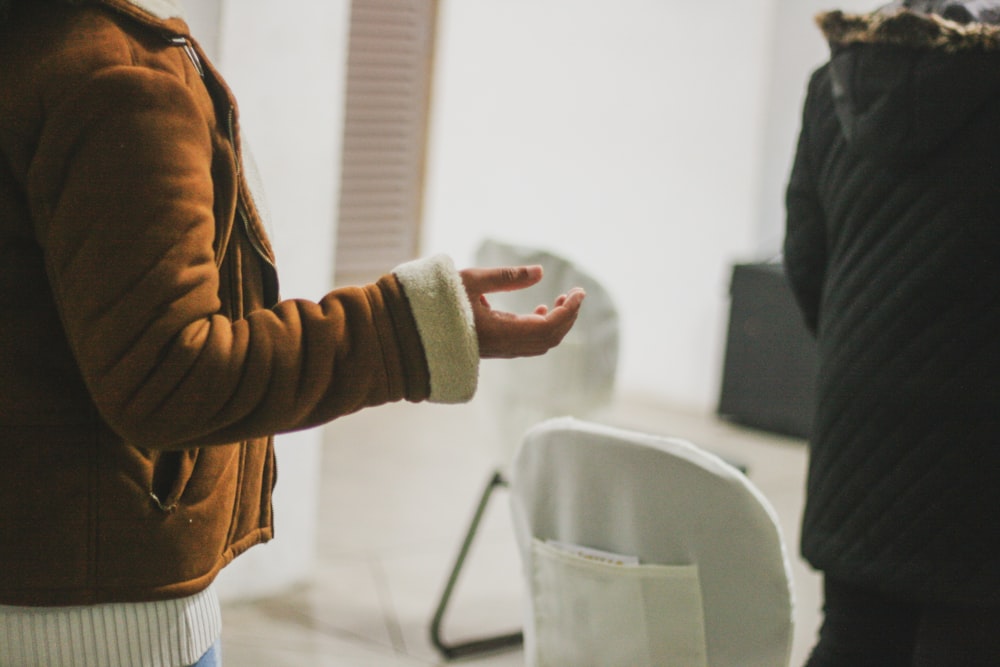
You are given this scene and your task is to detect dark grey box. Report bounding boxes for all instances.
[718,262,818,440]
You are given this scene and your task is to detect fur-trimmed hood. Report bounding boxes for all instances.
[815,2,1000,163]
[819,3,1000,52]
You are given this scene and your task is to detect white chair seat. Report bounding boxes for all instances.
[509,417,794,667]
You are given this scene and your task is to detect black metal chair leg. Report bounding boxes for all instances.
[429,471,524,660]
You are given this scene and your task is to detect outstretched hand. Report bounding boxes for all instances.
[460,265,586,359]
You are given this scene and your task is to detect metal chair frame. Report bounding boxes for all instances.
[429,471,524,660]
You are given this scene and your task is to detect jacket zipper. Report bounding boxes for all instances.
[165,35,277,281]
[166,35,205,78]
[227,107,277,272]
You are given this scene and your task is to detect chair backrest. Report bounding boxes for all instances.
[509,417,794,667]
[474,239,620,461]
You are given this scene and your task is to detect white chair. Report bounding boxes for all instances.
[473,239,619,461]
[429,240,620,659]
[509,417,794,667]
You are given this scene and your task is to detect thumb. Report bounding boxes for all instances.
[461,265,543,296]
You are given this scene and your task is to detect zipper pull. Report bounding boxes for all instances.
[166,35,205,79]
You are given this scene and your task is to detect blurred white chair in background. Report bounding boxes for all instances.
[429,239,620,659]
[509,417,794,667]
[473,238,620,465]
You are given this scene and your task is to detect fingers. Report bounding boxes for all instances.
[460,265,544,296]
[476,288,586,359]
[538,289,585,336]
[559,288,586,312]
[458,264,587,358]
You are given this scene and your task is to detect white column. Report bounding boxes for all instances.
[193,0,352,600]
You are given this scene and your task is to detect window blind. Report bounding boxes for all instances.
[334,0,438,284]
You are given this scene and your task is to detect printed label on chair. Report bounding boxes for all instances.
[531,538,708,667]
[545,540,640,567]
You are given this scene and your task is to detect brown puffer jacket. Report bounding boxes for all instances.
[0,0,478,606]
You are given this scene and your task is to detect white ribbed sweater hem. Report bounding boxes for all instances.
[0,585,221,667]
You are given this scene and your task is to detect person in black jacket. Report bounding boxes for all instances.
[784,2,1000,665]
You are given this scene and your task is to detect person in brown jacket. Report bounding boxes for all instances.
[0,0,585,664]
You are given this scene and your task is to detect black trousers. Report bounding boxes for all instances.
[804,576,1000,667]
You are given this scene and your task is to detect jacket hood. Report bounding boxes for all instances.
[817,4,1000,162]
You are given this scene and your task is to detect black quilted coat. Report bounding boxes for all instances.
[784,3,1000,607]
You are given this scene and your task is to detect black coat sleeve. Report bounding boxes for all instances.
[783,67,829,336]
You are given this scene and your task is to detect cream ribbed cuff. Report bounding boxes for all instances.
[393,255,479,403]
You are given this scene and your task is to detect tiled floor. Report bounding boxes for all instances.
[218,394,822,666]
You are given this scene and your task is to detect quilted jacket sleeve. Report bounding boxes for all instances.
[783,67,830,336]
[28,64,477,450]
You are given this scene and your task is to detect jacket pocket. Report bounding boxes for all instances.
[149,449,199,512]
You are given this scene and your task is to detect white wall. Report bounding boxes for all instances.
[755,0,883,254]
[424,0,769,410]
[423,0,874,411]
[182,0,352,599]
